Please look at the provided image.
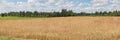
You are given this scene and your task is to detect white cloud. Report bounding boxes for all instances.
[92,0,109,7]
[110,0,120,4]
[0,0,120,13]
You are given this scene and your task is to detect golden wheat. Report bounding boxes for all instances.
[0,17,120,40]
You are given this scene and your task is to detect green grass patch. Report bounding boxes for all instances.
[0,16,32,20]
[0,37,20,40]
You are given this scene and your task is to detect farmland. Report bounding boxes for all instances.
[0,17,120,40]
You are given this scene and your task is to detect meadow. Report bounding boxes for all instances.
[0,16,120,40]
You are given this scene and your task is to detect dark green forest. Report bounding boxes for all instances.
[0,9,120,17]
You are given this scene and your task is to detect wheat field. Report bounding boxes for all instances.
[0,17,120,40]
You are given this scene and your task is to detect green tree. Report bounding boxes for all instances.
[20,11,25,17]
[1,13,5,17]
[26,11,33,17]
[33,11,39,17]
[61,9,68,16]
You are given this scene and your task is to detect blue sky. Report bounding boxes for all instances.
[7,0,27,2]
[8,0,91,5]
[0,0,120,13]
[8,0,90,2]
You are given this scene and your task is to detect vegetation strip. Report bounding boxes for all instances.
[0,9,120,17]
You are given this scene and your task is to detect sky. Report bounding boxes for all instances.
[0,0,120,13]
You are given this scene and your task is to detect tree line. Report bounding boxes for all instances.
[0,9,120,17]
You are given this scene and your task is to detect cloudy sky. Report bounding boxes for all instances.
[0,0,120,13]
